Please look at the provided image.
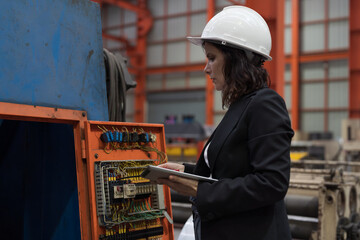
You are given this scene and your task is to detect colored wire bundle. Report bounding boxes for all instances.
[97,125,167,164]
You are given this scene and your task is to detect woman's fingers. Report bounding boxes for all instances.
[157,162,185,172]
[157,176,198,197]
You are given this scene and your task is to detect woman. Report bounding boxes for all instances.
[158,6,294,240]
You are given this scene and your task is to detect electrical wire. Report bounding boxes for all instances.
[97,125,168,163]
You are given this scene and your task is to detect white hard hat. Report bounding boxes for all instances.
[187,6,272,61]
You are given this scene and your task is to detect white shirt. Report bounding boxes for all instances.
[204,142,211,178]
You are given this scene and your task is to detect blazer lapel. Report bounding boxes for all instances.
[207,93,254,173]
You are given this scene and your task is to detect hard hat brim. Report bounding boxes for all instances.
[187,36,272,61]
[186,36,203,46]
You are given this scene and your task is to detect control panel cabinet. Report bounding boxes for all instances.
[0,103,174,240]
[84,121,174,240]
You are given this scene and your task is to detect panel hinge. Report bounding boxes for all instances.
[81,139,86,160]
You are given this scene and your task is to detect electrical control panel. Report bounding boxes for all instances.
[84,121,174,240]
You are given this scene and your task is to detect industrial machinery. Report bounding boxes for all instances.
[340,119,360,166]
[288,167,360,239]
[288,123,360,239]
[175,165,360,240]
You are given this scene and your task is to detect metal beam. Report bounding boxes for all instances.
[98,0,153,36]
[206,0,215,126]
[247,0,278,94]
[290,0,300,130]
[146,63,205,75]
[276,0,286,97]
[285,51,349,63]
[133,0,148,122]
[102,32,130,45]
[349,0,360,117]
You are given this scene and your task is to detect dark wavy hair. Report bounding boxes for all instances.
[205,42,271,108]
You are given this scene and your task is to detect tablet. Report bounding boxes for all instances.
[141,165,218,183]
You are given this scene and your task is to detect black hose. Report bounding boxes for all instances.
[103,49,136,122]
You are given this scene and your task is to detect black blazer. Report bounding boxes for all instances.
[184,87,294,240]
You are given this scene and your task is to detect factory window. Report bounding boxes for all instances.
[284,64,292,109]
[299,59,348,139]
[147,0,208,68]
[300,0,349,53]
[285,0,349,140]
[145,0,209,94]
[284,0,349,54]
[284,0,292,54]
[102,6,137,56]
[285,0,349,54]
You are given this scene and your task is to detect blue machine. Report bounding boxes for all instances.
[0,0,108,120]
[0,0,108,239]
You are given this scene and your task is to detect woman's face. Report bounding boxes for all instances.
[203,42,226,91]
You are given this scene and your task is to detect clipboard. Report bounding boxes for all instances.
[141,165,218,183]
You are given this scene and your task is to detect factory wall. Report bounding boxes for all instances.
[101,0,241,125]
[101,0,350,140]
[145,0,246,125]
[145,0,207,125]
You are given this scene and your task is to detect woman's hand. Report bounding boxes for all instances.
[157,175,198,197]
[157,162,197,197]
[158,162,185,172]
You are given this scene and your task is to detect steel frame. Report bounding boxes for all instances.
[349,0,360,118]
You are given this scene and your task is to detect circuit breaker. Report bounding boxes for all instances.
[84,121,174,240]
